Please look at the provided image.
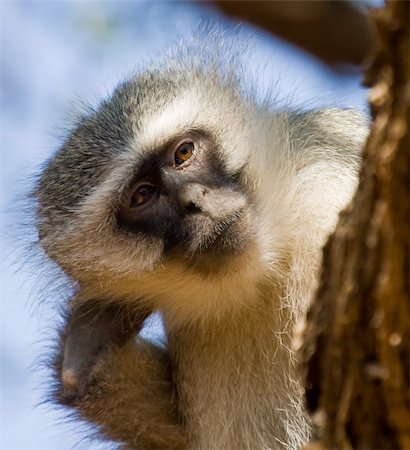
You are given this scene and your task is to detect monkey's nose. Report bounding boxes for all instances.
[178,183,207,213]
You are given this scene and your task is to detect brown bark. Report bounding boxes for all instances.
[215,1,375,66]
[300,1,410,448]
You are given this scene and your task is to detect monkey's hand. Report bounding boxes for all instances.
[55,301,185,449]
[60,300,149,402]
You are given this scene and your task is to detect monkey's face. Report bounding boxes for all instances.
[117,130,251,263]
[37,74,271,321]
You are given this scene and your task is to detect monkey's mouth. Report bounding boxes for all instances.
[198,212,245,252]
[165,208,250,262]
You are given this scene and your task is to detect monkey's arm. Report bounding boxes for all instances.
[56,302,185,450]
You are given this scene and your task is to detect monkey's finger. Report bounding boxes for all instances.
[61,322,106,395]
[61,368,80,394]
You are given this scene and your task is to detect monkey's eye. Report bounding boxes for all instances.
[130,184,157,208]
[175,142,194,167]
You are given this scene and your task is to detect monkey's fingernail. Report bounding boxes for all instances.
[62,369,79,393]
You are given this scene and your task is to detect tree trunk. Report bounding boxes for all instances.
[300,1,409,448]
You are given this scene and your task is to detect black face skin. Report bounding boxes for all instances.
[117,129,249,260]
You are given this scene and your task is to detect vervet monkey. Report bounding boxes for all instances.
[35,41,368,450]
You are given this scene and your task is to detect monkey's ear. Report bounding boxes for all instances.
[57,300,150,403]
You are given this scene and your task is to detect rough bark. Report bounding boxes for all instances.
[300,1,409,448]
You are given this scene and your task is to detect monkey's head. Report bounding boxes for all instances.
[36,67,274,323]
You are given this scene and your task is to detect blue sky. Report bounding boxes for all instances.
[1,1,376,449]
